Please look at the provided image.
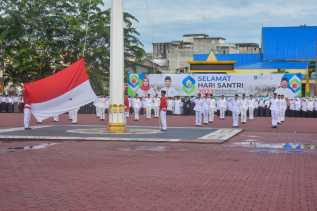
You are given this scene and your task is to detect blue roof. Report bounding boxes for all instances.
[192,53,308,69]
[193,54,209,61]
[216,54,262,67]
[262,26,317,61]
[238,61,309,69]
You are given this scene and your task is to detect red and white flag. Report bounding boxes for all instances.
[23,58,97,121]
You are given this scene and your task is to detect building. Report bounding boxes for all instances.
[152,34,259,73]
[190,25,317,96]
[235,43,260,54]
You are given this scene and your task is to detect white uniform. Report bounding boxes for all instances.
[218,98,227,119]
[295,98,301,112]
[270,98,279,127]
[230,99,240,127]
[208,98,217,122]
[248,98,257,120]
[240,98,248,123]
[314,99,317,112]
[280,98,288,122]
[153,97,160,118]
[160,98,167,131]
[53,115,59,122]
[202,98,210,124]
[301,99,307,112]
[105,97,109,113]
[194,98,203,126]
[23,104,32,129]
[141,98,146,116]
[94,97,106,120]
[307,99,314,112]
[132,98,142,120]
[70,108,79,123]
[289,99,296,111]
[173,99,182,115]
[167,98,174,112]
[144,97,153,119]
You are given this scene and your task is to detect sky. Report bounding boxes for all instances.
[103,0,317,52]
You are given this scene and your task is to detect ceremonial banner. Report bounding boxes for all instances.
[24,58,97,121]
[128,73,304,98]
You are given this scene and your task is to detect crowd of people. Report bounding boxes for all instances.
[2,93,317,130]
[92,93,317,129]
[93,94,317,118]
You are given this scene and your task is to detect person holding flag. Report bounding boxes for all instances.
[23,58,97,122]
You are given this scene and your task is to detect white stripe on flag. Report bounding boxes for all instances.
[31,81,97,121]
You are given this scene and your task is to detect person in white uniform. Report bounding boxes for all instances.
[314,98,317,117]
[160,91,168,131]
[301,98,308,117]
[53,115,59,122]
[193,94,203,126]
[208,94,217,123]
[105,97,109,114]
[270,93,279,128]
[141,97,146,116]
[144,94,153,119]
[132,96,142,121]
[167,97,174,114]
[202,95,210,124]
[230,95,241,128]
[248,95,257,120]
[276,95,282,124]
[94,97,106,120]
[24,103,32,130]
[70,108,79,124]
[280,95,288,122]
[218,95,227,120]
[295,97,301,117]
[240,94,248,124]
[173,96,182,115]
[153,95,160,118]
[289,98,296,116]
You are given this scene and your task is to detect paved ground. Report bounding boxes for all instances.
[0,113,316,211]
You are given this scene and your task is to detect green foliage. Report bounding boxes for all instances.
[0,0,145,95]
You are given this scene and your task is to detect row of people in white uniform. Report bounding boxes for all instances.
[269,93,288,128]
[193,94,258,127]
[288,98,317,112]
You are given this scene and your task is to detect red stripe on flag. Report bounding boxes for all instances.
[24,58,89,104]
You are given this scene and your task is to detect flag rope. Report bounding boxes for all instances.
[82,0,92,57]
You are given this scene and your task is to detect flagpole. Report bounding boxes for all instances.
[108,0,126,132]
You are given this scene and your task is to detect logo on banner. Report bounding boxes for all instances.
[182,75,196,95]
[289,75,301,94]
[128,73,140,88]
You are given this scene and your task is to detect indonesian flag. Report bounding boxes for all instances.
[24,58,97,121]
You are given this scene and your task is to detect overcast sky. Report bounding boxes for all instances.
[103,0,317,52]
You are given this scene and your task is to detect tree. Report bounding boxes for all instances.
[0,0,145,95]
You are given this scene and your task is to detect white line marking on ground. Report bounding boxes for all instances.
[0,135,181,142]
[198,128,242,140]
[0,125,54,133]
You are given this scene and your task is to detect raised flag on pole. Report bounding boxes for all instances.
[23,58,97,121]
